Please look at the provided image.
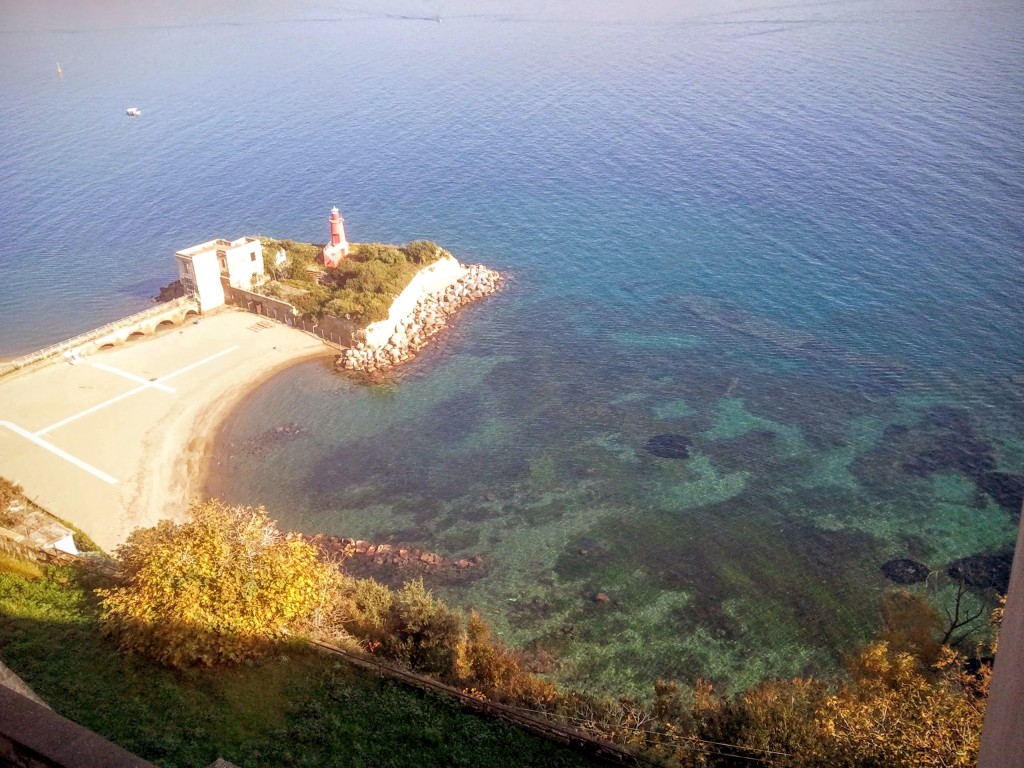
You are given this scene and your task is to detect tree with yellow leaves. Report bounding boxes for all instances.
[817,640,988,767]
[98,500,340,668]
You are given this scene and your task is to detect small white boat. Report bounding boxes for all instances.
[125,107,141,117]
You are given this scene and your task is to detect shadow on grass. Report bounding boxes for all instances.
[0,567,595,768]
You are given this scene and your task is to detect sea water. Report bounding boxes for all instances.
[2,0,1022,696]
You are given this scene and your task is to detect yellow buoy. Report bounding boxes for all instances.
[57,62,63,78]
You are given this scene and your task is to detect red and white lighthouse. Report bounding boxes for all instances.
[323,206,350,268]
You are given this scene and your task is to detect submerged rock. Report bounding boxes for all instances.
[947,551,1013,592]
[893,405,999,480]
[923,405,974,433]
[880,558,931,585]
[233,422,309,456]
[901,438,996,479]
[644,433,692,459]
[976,472,1024,515]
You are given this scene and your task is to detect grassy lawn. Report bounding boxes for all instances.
[0,565,594,768]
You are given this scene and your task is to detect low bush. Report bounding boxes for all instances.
[402,240,444,265]
[381,578,463,679]
[86,505,996,768]
[461,610,558,707]
[98,501,341,668]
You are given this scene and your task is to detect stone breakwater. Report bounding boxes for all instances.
[337,264,502,375]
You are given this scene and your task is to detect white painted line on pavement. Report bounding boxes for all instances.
[90,362,175,392]
[157,345,239,383]
[36,384,147,436]
[36,345,240,436]
[0,421,118,484]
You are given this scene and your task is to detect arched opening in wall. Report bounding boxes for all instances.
[127,331,146,342]
[185,310,199,319]
[156,319,176,332]
[98,343,116,351]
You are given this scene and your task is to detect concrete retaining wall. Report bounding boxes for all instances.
[0,687,157,768]
[361,256,467,347]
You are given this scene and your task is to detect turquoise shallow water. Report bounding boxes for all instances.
[3,0,1023,695]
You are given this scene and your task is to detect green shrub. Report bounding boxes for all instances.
[333,573,394,634]
[351,243,405,265]
[381,579,463,679]
[324,295,363,318]
[291,286,330,320]
[402,240,444,264]
[359,293,394,324]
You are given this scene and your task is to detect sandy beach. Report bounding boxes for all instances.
[0,309,334,553]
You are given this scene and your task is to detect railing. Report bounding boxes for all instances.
[4,296,199,372]
[298,636,642,767]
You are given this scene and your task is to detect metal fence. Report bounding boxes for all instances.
[295,318,347,350]
[299,637,645,767]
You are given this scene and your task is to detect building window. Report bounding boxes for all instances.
[251,251,257,262]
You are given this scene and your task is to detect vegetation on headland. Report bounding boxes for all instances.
[0,500,997,767]
[257,238,447,327]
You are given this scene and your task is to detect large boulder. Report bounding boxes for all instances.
[947,551,1013,592]
[880,558,931,585]
[901,438,996,479]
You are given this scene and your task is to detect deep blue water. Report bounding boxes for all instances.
[3,0,1023,695]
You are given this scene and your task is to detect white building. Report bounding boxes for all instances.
[175,237,264,311]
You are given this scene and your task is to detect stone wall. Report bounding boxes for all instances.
[310,315,355,347]
[223,286,354,347]
[223,285,298,323]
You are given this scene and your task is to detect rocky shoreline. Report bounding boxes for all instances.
[337,263,502,375]
[296,533,486,583]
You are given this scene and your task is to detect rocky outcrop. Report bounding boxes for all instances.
[338,264,502,376]
[300,533,485,577]
[154,280,185,303]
